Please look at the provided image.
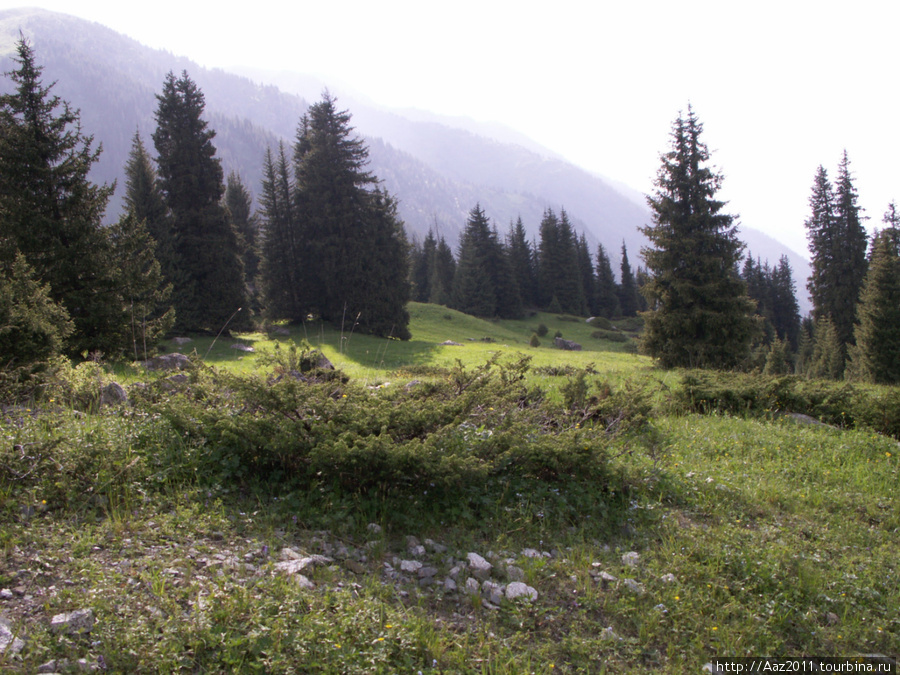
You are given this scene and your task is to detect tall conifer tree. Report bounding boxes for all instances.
[594,243,620,318]
[153,71,247,332]
[259,143,302,321]
[289,93,410,338]
[618,243,640,318]
[805,154,868,370]
[852,230,900,384]
[640,106,755,369]
[0,37,123,354]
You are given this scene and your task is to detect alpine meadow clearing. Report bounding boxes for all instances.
[1,303,897,673]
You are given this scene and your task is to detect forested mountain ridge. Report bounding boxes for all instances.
[0,7,810,308]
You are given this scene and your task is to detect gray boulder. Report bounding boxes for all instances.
[143,353,191,371]
[554,337,583,351]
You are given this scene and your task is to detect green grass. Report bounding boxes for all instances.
[1,304,897,673]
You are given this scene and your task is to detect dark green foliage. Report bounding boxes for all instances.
[0,253,72,373]
[575,233,595,315]
[594,243,621,319]
[451,204,522,318]
[675,370,900,439]
[507,217,539,308]
[281,93,411,338]
[0,38,121,354]
[537,209,585,315]
[107,212,175,360]
[762,338,793,376]
[529,333,541,347]
[536,323,549,337]
[123,132,176,282]
[742,254,801,350]
[591,329,630,343]
[617,242,640,317]
[640,106,756,369]
[143,356,638,516]
[153,71,248,333]
[805,317,845,381]
[410,230,436,302]
[852,230,900,384]
[224,171,261,308]
[258,143,302,321]
[805,155,869,370]
[429,234,456,306]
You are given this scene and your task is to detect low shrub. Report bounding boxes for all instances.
[591,329,630,343]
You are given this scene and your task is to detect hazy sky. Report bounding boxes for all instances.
[6,0,899,256]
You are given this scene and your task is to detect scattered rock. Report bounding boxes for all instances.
[143,353,191,371]
[622,551,641,567]
[50,608,94,635]
[230,343,255,352]
[554,337,583,351]
[172,337,193,345]
[482,580,504,605]
[467,552,492,580]
[274,555,331,575]
[440,340,462,346]
[366,523,383,534]
[521,548,543,558]
[100,381,127,407]
[660,573,677,583]
[623,578,645,594]
[465,577,480,595]
[825,611,840,626]
[424,538,447,554]
[0,588,13,600]
[409,544,426,558]
[294,575,315,590]
[593,571,617,589]
[0,618,25,656]
[505,581,538,601]
[417,566,439,580]
[400,560,423,574]
[443,578,458,592]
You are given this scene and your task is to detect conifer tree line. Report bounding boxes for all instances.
[2,38,898,385]
[409,205,649,321]
[0,38,412,374]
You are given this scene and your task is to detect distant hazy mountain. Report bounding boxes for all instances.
[0,7,811,313]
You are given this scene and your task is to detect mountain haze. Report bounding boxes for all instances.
[0,7,811,312]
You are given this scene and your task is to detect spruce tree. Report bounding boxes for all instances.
[507,217,538,308]
[123,132,176,283]
[153,71,247,332]
[224,171,261,308]
[618,243,640,318]
[411,230,437,303]
[770,256,801,349]
[429,235,456,306]
[594,243,621,319]
[537,208,583,314]
[852,230,900,384]
[575,234,595,315]
[640,106,756,369]
[0,253,73,373]
[289,93,410,338]
[452,205,522,318]
[805,154,868,369]
[107,213,175,360]
[0,37,120,354]
[259,143,302,321]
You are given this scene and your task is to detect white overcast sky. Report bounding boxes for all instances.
[5,0,899,256]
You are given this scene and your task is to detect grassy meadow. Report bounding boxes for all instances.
[1,303,897,673]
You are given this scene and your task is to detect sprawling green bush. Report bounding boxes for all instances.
[676,371,900,438]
